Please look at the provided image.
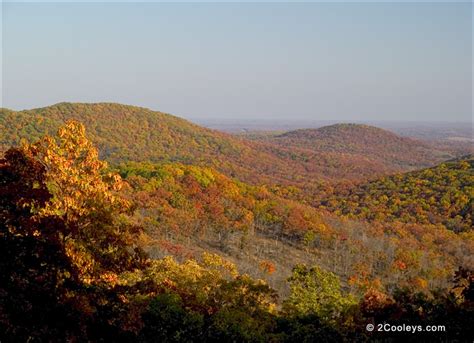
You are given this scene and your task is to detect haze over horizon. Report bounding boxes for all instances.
[2,2,472,123]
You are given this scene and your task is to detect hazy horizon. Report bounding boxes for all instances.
[3,101,472,126]
[2,2,472,122]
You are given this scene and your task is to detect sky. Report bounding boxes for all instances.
[1,2,472,122]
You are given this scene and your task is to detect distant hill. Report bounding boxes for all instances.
[320,156,474,232]
[0,103,455,187]
[254,123,452,171]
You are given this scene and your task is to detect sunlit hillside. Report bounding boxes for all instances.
[320,157,473,233]
[1,104,457,188]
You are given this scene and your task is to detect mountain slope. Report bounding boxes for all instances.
[0,103,454,187]
[254,123,452,170]
[1,102,244,163]
[320,156,474,232]
[1,103,308,186]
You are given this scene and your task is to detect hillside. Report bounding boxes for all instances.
[320,157,474,233]
[0,104,454,187]
[253,123,452,171]
[1,102,248,163]
[1,103,317,185]
[118,161,472,296]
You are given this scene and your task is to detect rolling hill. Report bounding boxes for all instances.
[0,103,457,188]
[252,123,452,171]
[1,102,316,186]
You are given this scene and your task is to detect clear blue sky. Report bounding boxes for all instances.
[2,2,472,122]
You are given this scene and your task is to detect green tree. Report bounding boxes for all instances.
[283,264,356,323]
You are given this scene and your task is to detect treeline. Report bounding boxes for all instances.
[1,122,472,341]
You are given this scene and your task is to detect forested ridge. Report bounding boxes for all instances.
[0,103,458,185]
[247,123,454,170]
[320,157,473,233]
[1,105,473,341]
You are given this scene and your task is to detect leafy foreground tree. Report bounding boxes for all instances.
[0,121,146,341]
[0,121,472,342]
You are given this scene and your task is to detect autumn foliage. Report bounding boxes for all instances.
[0,117,472,341]
[321,158,473,232]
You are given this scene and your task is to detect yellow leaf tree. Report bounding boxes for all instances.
[21,120,144,283]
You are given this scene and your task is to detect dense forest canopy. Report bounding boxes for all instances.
[1,106,473,341]
[320,157,473,233]
[117,160,473,294]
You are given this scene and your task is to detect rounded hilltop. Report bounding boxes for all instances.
[271,123,446,169]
